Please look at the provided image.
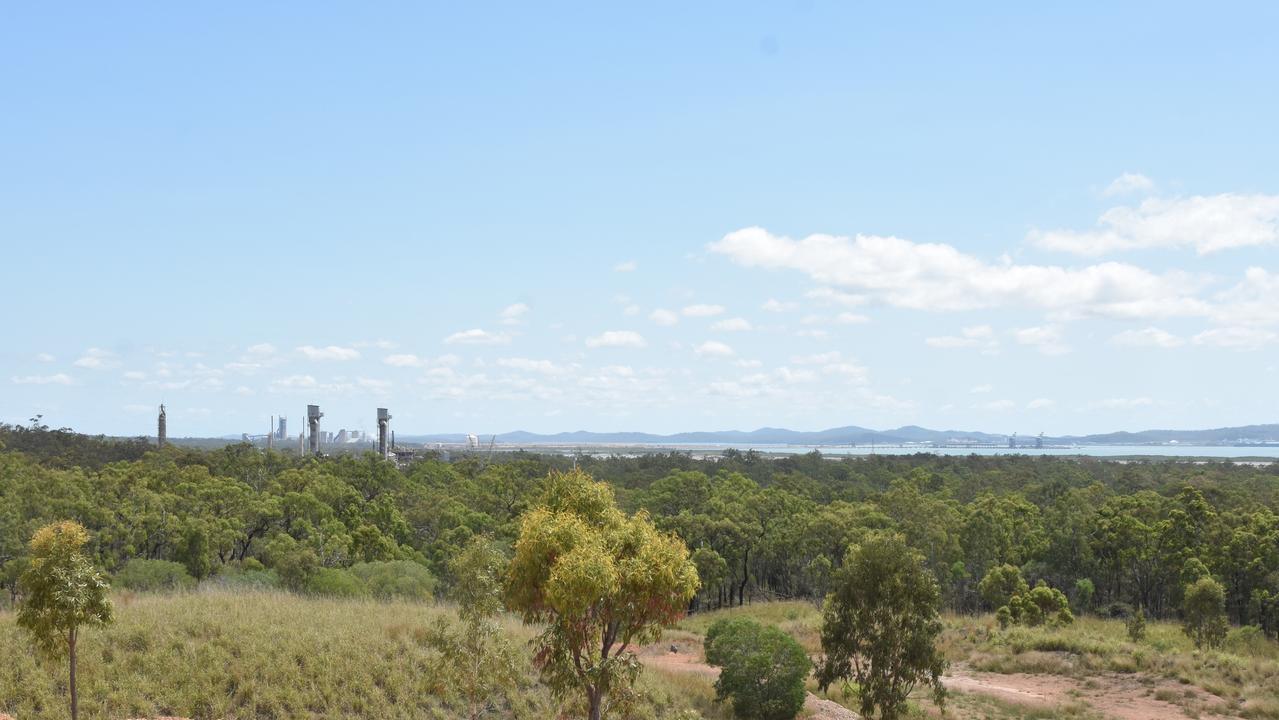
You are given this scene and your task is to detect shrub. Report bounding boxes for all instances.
[705,617,810,720]
[349,560,436,601]
[1100,602,1134,619]
[1073,578,1095,612]
[1127,607,1147,642]
[978,564,1028,610]
[1183,576,1228,650]
[304,568,368,597]
[996,581,1072,628]
[114,559,196,592]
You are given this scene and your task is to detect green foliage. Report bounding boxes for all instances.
[505,469,699,720]
[703,617,809,720]
[978,564,1028,610]
[1073,578,1095,612]
[422,535,523,719]
[303,567,368,597]
[113,559,196,593]
[17,521,114,720]
[348,560,436,601]
[816,532,946,720]
[1182,576,1229,649]
[1126,606,1147,641]
[1007,581,1074,627]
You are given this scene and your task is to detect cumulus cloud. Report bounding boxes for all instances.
[11,373,73,385]
[1192,327,1278,350]
[1103,172,1155,197]
[682,304,726,317]
[711,226,1206,318]
[586,331,647,348]
[694,340,735,357]
[1032,193,1279,256]
[1014,325,1071,356]
[926,325,999,351]
[297,345,361,360]
[1111,327,1185,348]
[649,309,680,326]
[73,348,116,369]
[444,329,511,345]
[1213,267,1279,327]
[711,317,753,332]
[499,303,529,325]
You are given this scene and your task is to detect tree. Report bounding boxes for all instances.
[17,521,114,720]
[426,536,521,719]
[1127,606,1147,642]
[704,617,810,720]
[978,564,1028,610]
[505,469,699,720]
[1007,581,1073,627]
[1182,576,1228,649]
[816,532,946,720]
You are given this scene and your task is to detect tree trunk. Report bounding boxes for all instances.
[588,688,603,720]
[69,628,78,720]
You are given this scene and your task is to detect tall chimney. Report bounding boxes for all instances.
[307,404,323,455]
[157,404,167,448]
[377,408,392,459]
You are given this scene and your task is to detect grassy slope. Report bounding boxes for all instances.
[0,591,699,720]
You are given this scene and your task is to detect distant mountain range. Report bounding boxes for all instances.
[400,423,1279,447]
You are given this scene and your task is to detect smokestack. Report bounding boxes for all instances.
[157,404,167,448]
[377,408,392,459]
[307,404,323,455]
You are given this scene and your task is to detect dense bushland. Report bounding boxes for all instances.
[3,423,1279,635]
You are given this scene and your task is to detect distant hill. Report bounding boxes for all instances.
[399,423,1279,447]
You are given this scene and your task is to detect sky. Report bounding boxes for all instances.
[2,2,1277,438]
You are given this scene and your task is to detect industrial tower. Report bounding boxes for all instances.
[307,404,323,455]
[377,408,392,459]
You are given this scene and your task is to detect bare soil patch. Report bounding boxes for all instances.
[944,663,1235,720]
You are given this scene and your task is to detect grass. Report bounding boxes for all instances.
[0,590,706,720]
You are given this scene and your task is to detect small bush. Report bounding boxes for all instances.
[705,617,809,720]
[1127,607,1147,642]
[305,568,368,597]
[114,559,196,592]
[349,560,436,601]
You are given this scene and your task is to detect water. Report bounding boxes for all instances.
[734,444,1279,459]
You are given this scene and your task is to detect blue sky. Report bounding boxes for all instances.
[2,2,1277,437]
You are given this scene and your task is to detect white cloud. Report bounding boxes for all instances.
[1032,193,1279,255]
[1192,327,1278,350]
[122,370,148,381]
[712,226,1208,318]
[12,373,73,385]
[926,325,998,350]
[499,303,529,325]
[444,329,511,345]
[1103,172,1155,197]
[36,353,55,363]
[1111,327,1185,348]
[384,353,426,367]
[614,260,638,272]
[73,348,116,369]
[806,287,866,307]
[246,343,277,355]
[497,357,565,374]
[586,331,647,349]
[649,309,680,326]
[762,299,798,312]
[1027,398,1056,409]
[297,345,361,361]
[694,340,735,357]
[970,384,993,394]
[1213,267,1279,327]
[1014,325,1070,355]
[682,304,726,317]
[711,317,753,332]
[792,351,843,365]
